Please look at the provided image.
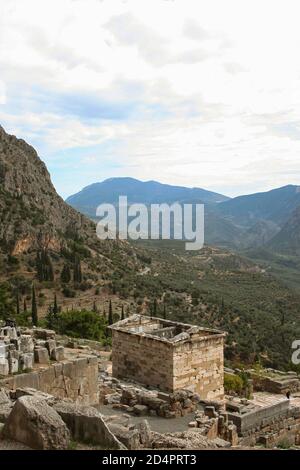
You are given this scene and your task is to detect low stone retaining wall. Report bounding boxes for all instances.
[227,399,291,434]
[238,406,300,447]
[252,373,300,394]
[0,356,99,405]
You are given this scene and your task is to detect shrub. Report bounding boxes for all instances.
[62,286,76,298]
[224,373,244,395]
[55,309,107,342]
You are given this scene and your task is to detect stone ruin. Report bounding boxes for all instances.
[0,324,64,376]
[0,317,299,450]
[109,314,226,401]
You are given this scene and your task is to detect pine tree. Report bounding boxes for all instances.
[108,300,113,325]
[31,284,38,326]
[121,304,125,320]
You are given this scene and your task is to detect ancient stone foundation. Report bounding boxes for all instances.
[109,315,226,401]
[0,356,99,405]
[0,324,99,405]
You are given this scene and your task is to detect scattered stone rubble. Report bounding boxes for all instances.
[187,403,239,446]
[99,371,200,418]
[0,324,64,376]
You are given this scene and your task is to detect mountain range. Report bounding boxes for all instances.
[1,124,300,369]
[66,178,300,252]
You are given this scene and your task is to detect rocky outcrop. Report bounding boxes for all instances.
[53,401,124,449]
[0,125,91,253]
[2,396,70,449]
[151,430,229,449]
[0,388,13,423]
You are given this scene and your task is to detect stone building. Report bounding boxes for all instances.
[109,315,226,400]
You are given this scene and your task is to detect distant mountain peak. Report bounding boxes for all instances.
[66,177,230,218]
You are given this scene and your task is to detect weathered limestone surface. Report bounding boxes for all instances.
[0,356,99,405]
[112,330,174,391]
[2,396,70,450]
[53,401,125,449]
[110,315,225,400]
[173,336,224,400]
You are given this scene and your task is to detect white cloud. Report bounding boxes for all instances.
[0,80,6,104]
[0,0,300,197]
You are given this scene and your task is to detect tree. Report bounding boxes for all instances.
[61,264,71,283]
[153,298,157,317]
[31,284,38,326]
[56,309,107,342]
[46,304,54,329]
[36,252,43,282]
[16,289,20,315]
[36,250,54,282]
[53,293,59,316]
[163,303,167,320]
[23,298,27,313]
[121,304,125,320]
[108,300,113,326]
[92,300,97,313]
[73,257,82,283]
[0,282,14,320]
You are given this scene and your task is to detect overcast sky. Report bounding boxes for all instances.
[1,0,300,198]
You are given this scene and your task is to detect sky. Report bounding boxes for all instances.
[1,0,300,199]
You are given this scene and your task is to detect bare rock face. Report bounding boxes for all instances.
[2,396,70,450]
[151,430,227,449]
[53,401,125,450]
[0,125,89,253]
[0,388,13,423]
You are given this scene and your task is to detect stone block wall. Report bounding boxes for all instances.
[173,335,224,400]
[0,356,99,405]
[112,330,174,391]
[251,373,300,394]
[227,399,291,434]
[111,329,225,400]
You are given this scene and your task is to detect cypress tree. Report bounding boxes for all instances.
[163,303,167,320]
[36,252,43,281]
[73,257,82,283]
[36,250,54,282]
[108,300,113,325]
[53,293,58,316]
[46,304,54,329]
[31,284,38,326]
[61,264,71,283]
[16,289,20,315]
[77,259,82,283]
[47,256,54,282]
[153,298,157,317]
